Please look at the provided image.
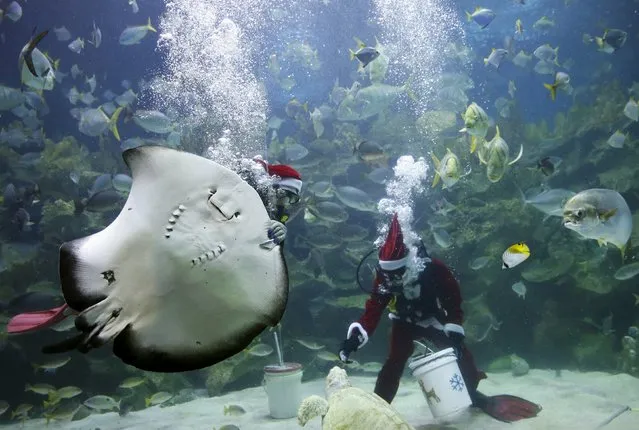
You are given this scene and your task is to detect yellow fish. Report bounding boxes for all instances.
[502,242,530,269]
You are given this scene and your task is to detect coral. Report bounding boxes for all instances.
[572,333,615,370]
[37,136,91,197]
[297,395,328,426]
[618,335,637,376]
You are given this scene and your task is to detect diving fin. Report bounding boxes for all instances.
[474,391,542,423]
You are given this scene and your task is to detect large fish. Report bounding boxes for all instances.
[563,188,632,257]
[43,146,288,372]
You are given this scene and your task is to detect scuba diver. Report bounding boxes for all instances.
[6,159,303,335]
[251,158,303,247]
[338,213,541,423]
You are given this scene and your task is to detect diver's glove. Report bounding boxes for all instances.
[268,220,287,244]
[444,323,465,359]
[339,324,368,362]
[339,335,360,363]
[261,220,287,249]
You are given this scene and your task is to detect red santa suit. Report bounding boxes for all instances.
[344,214,486,403]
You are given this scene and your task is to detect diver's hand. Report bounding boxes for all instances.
[339,334,360,363]
[267,220,287,244]
[444,326,465,359]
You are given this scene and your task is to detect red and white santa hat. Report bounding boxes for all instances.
[254,159,303,195]
[378,213,409,271]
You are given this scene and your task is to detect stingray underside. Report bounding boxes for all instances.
[50,146,288,372]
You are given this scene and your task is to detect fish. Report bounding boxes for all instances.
[543,72,570,101]
[508,80,517,99]
[502,243,530,269]
[0,400,9,417]
[431,148,466,189]
[33,356,71,373]
[24,383,55,396]
[512,50,532,68]
[41,146,288,372]
[465,7,496,29]
[515,19,523,35]
[459,102,489,153]
[477,126,523,182]
[623,99,638,122]
[53,26,71,41]
[511,281,527,299]
[349,39,380,68]
[145,391,173,407]
[432,228,453,249]
[533,44,559,64]
[536,156,562,176]
[68,37,85,54]
[246,343,274,357]
[294,339,325,350]
[469,256,491,270]
[337,80,413,121]
[78,106,123,141]
[307,201,349,223]
[354,140,387,165]
[484,48,508,69]
[310,108,324,138]
[43,402,82,424]
[11,404,33,419]
[316,351,340,361]
[88,21,102,48]
[119,377,146,389]
[607,130,627,149]
[334,186,376,212]
[563,189,632,257]
[534,60,555,75]
[84,395,120,411]
[522,188,576,218]
[19,30,50,78]
[614,262,639,281]
[0,85,26,110]
[533,16,555,30]
[132,110,173,134]
[595,29,627,52]
[119,18,157,45]
[223,404,246,416]
[4,1,22,22]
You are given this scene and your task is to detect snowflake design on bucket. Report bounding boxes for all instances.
[450,373,464,392]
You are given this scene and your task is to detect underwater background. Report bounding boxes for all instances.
[0,0,638,424]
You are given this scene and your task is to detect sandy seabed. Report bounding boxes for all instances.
[1,369,638,430]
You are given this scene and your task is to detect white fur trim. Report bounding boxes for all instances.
[444,323,465,336]
[378,255,409,271]
[276,177,302,194]
[347,322,369,348]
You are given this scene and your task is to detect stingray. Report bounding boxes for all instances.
[43,146,288,372]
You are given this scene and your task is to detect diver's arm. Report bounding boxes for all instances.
[432,258,465,336]
[349,274,392,346]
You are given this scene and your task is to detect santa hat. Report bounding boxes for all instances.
[254,159,303,195]
[378,213,409,271]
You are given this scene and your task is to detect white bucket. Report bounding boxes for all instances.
[408,347,472,422]
[263,362,303,419]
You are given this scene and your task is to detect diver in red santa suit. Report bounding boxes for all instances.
[338,213,541,423]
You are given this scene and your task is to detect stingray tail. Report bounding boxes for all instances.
[42,306,122,354]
